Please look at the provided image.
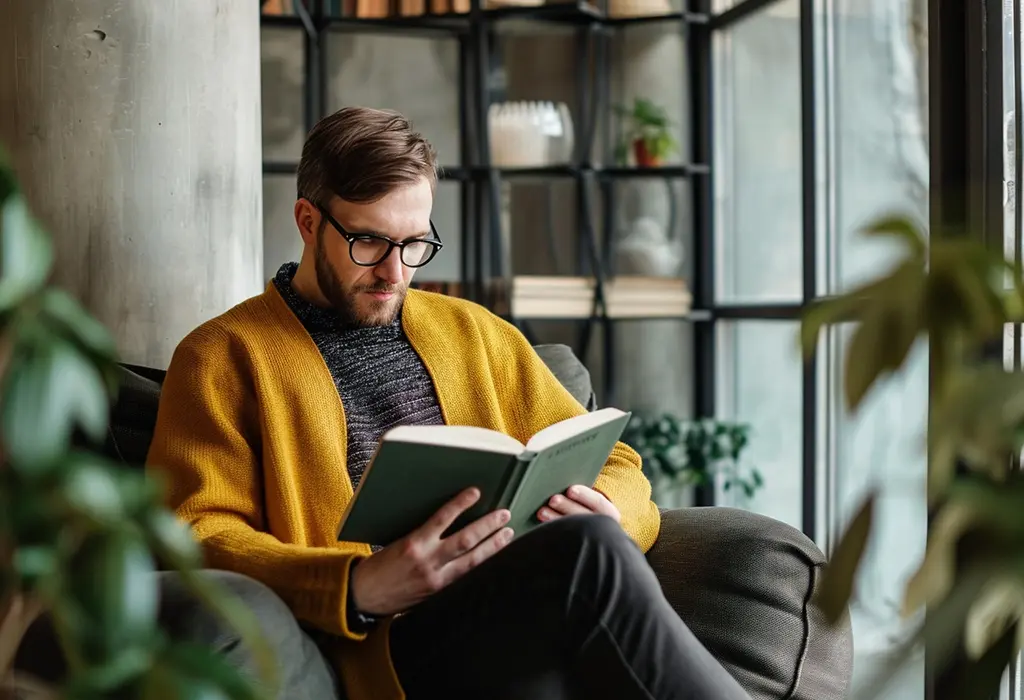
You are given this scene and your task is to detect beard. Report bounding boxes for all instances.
[314,227,407,327]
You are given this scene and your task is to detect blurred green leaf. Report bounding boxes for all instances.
[59,454,126,527]
[63,645,154,696]
[38,287,120,396]
[13,544,59,585]
[862,214,927,259]
[963,576,1024,662]
[38,288,118,361]
[68,529,159,663]
[0,194,53,310]
[137,658,233,700]
[2,337,109,470]
[816,494,875,623]
[158,642,268,700]
[854,568,993,700]
[143,509,202,569]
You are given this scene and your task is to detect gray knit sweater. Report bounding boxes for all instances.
[273,263,444,490]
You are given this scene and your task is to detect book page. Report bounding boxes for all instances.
[525,407,627,453]
[384,424,525,455]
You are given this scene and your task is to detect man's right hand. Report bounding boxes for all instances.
[348,487,514,617]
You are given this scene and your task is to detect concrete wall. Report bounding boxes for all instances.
[0,0,265,369]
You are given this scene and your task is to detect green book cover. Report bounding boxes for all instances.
[336,408,632,547]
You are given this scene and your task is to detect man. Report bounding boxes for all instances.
[147,106,748,700]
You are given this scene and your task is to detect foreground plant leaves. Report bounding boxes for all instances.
[1,337,109,471]
[0,194,53,312]
[0,153,273,700]
[67,528,159,664]
[815,494,875,623]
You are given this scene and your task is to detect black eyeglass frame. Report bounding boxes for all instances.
[317,206,443,268]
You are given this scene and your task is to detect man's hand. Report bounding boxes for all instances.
[536,485,621,524]
[349,487,513,617]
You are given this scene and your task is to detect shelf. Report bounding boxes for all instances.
[476,164,709,179]
[601,10,709,27]
[484,2,601,25]
[260,5,705,34]
[325,13,470,34]
[262,161,469,180]
[599,164,710,178]
[259,11,469,36]
[488,165,580,179]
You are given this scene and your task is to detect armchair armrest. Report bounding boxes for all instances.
[645,507,853,700]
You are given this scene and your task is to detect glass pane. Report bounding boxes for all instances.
[713,0,803,303]
[821,1,929,698]
[715,321,803,530]
[832,327,928,699]
[261,28,305,163]
[829,1,930,293]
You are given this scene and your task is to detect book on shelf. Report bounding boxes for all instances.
[337,408,631,547]
[507,275,692,319]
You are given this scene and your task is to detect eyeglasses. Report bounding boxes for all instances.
[318,206,443,268]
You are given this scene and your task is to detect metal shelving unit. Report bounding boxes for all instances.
[259,0,711,405]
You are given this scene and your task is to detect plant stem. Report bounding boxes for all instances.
[0,593,42,674]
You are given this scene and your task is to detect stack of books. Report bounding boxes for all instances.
[505,275,692,319]
[261,0,470,18]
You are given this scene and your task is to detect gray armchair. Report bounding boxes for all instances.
[16,344,853,699]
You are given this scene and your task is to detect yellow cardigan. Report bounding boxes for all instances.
[146,283,660,700]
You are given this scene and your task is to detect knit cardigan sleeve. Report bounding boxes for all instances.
[145,327,369,641]
[487,317,662,552]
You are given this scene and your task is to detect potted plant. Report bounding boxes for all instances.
[0,150,275,699]
[621,413,763,506]
[802,214,1024,698]
[613,98,678,168]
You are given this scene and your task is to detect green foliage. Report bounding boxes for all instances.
[801,213,1024,698]
[621,413,763,498]
[0,148,277,698]
[613,98,679,164]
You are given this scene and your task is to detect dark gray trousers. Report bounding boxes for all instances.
[15,516,747,700]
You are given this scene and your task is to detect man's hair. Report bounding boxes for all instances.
[296,106,438,206]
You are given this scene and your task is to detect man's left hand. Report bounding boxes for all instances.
[537,485,621,524]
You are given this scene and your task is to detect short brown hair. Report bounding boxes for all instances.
[296,106,438,206]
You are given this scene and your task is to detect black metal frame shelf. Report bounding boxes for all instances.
[258,0,815,516]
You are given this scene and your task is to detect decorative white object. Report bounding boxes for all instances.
[616,216,684,277]
[488,101,575,168]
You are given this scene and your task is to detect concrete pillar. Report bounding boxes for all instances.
[0,1,264,369]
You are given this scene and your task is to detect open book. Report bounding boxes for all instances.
[336,408,631,547]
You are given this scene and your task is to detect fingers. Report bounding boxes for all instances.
[442,525,515,582]
[539,493,591,521]
[421,487,482,539]
[566,485,620,521]
[540,486,622,523]
[438,507,511,560]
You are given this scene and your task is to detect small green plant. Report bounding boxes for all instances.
[0,149,276,699]
[621,413,763,498]
[613,98,679,167]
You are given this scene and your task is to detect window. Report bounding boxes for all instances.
[711,0,929,696]
[713,0,803,304]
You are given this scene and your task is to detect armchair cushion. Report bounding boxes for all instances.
[646,506,853,700]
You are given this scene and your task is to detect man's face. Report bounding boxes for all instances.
[311,178,433,327]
